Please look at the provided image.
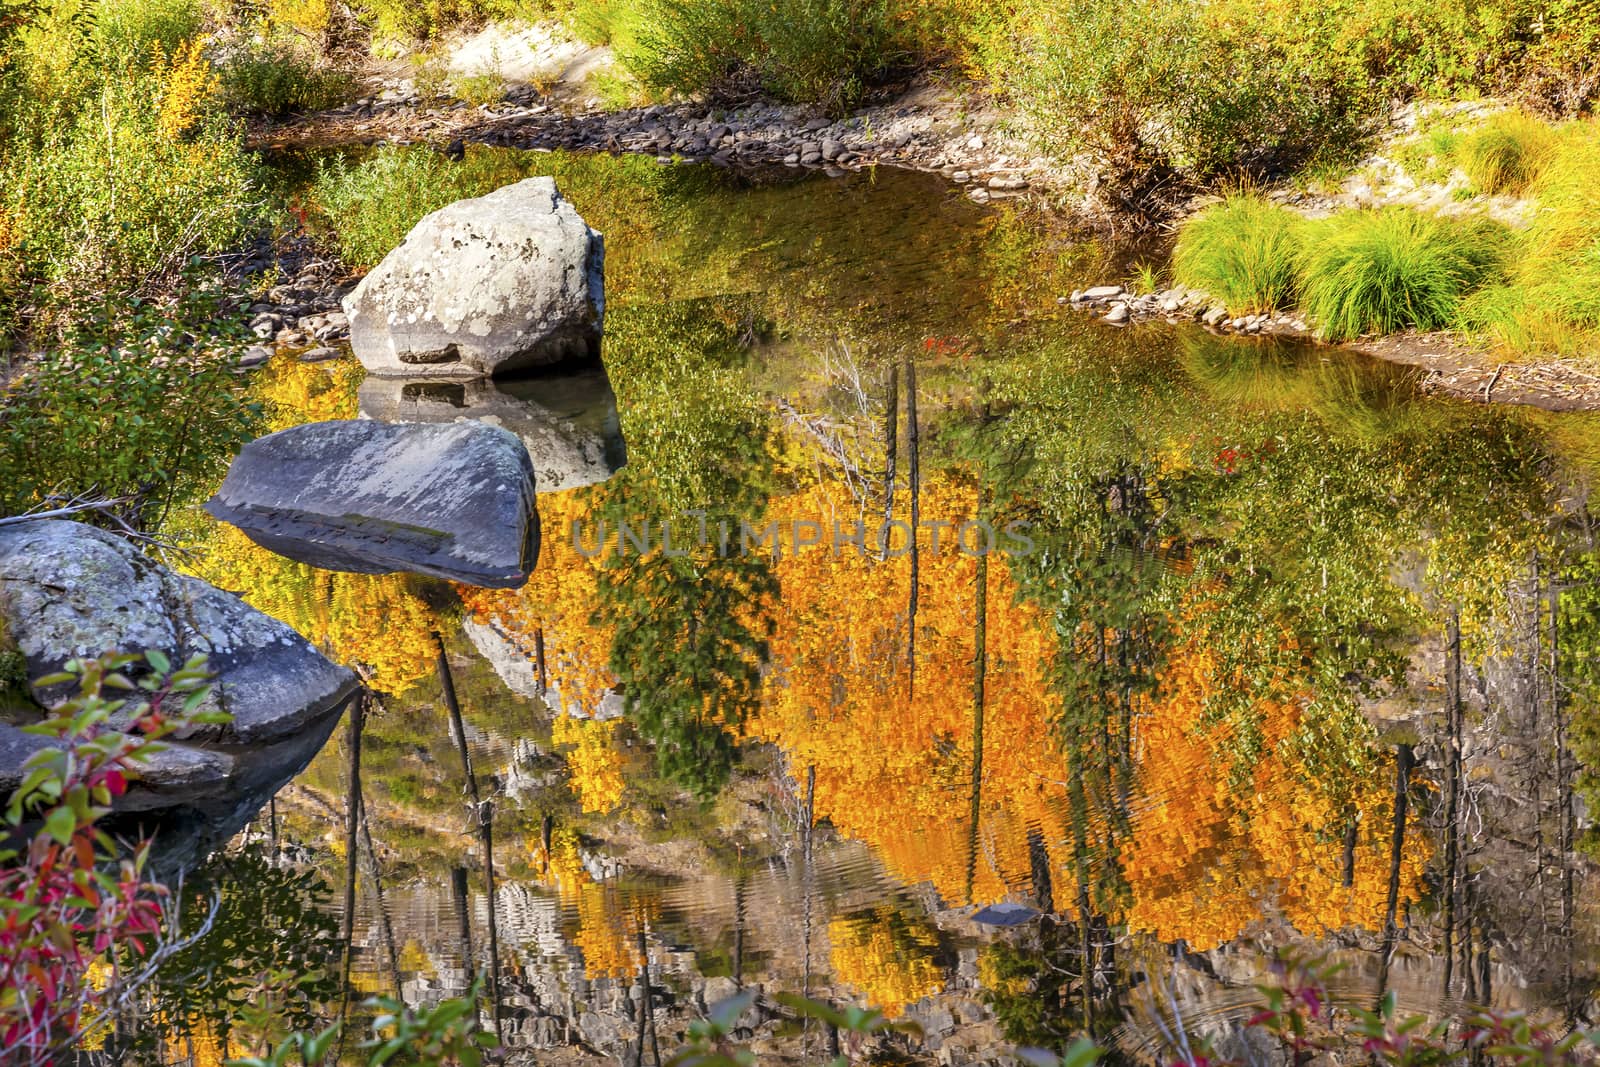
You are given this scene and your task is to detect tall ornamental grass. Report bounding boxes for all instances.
[1172,194,1305,313]
[1298,209,1508,342]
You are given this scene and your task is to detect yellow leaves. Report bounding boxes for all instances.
[151,38,218,142]
[828,907,944,1017]
[255,356,362,431]
[184,521,442,693]
[269,0,333,38]
[1120,638,1431,950]
[551,714,626,814]
[531,828,654,980]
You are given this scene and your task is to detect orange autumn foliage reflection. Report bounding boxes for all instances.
[828,906,944,1017]
[532,827,654,979]
[1122,638,1428,950]
[461,458,1428,952]
[457,487,615,719]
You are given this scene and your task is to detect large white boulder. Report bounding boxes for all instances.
[343,177,604,378]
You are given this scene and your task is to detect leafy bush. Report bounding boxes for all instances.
[220,40,353,115]
[1298,209,1508,341]
[1,651,223,1065]
[988,0,1377,204]
[311,146,476,268]
[1172,194,1305,313]
[228,983,497,1067]
[616,0,918,109]
[0,270,262,527]
[1,54,260,305]
[92,0,203,63]
[1460,110,1558,195]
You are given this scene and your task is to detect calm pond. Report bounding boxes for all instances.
[165,149,1600,1063]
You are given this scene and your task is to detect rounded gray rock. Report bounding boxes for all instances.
[343,177,604,378]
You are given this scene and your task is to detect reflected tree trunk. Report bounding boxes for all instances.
[340,692,366,1011]
[534,626,548,695]
[1551,582,1574,1021]
[1441,610,1463,999]
[435,632,503,1043]
[882,362,898,550]
[358,789,403,999]
[905,355,920,701]
[450,866,476,1027]
[1376,743,1414,997]
[965,547,987,907]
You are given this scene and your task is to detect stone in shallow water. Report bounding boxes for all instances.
[357,366,627,494]
[206,419,539,589]
[343,176,604,378]
[0,519,359,866]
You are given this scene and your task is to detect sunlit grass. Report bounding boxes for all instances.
[1459,110,1558,196]
[1172,193,1305,313]
[1456,123,1600,359]
[1298,208,1508,342]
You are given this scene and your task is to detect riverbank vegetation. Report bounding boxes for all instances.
[1168,114,1600,357]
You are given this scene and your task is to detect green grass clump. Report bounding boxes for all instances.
[1460,110,1558,195]
[1172,194,1305,313]
[1512,125,1600,333]
[1457,124,1600,357]
[1299,208,1508,341]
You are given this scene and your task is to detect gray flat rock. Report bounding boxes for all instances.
[0,519,360,864]
[206,419,539,589]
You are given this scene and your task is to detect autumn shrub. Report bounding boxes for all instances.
[1460,110,1559,195]
[1172,194,1306,313]
[1297,209,1509,341]
[0,651,224,1064]
[220,38,354,115]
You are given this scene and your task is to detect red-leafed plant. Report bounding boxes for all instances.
[0,650,227,1066]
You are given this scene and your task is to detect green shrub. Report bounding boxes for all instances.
[0,269,262,526]
[1172,194,1305,313]
[92,0,203,63]
[450,69,503,105]
[221,41,353,115]
[2,68,260,305]
[617,0,916,109]
[1298,208,1508,341]
[311,146,475,268]
[1460,110,1558,195]
[987,0,1377,202]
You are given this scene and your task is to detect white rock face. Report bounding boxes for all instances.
[344,177,604,378]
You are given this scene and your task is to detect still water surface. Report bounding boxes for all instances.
[171,151,1600,1062]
